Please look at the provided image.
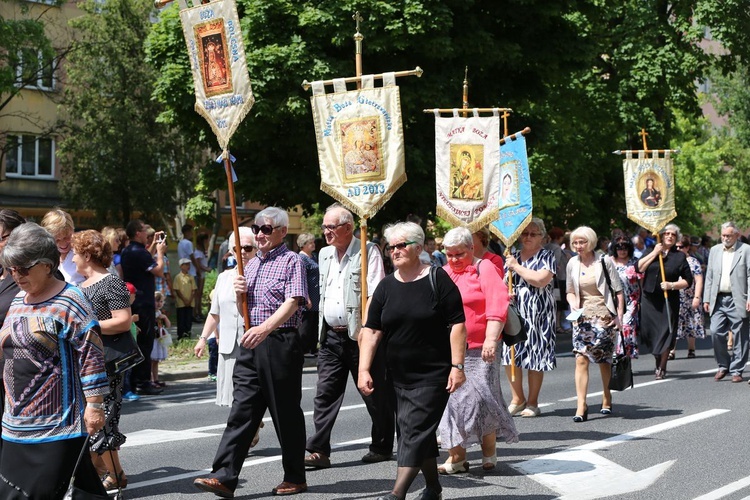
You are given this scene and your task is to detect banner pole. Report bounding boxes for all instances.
[505,247,516,382]
[655,232,672,334]
[223,150,250,331]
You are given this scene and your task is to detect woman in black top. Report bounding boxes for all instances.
[638,224,692,379]
[72,230,133,491]
[359,222,467,500]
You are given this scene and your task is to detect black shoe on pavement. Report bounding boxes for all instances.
[414,488,443,500]
[304,452,331,468]
[362,451,392,463]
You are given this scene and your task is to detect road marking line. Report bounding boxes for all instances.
[693,474,750,500]
[557,379,670,402]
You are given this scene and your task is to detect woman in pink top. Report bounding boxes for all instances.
[437,227,519,475]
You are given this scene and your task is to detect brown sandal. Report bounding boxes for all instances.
[102,471,128,490]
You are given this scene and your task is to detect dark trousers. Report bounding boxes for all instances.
[210,329,306,490]
[306,330,395,457]
[298,310,319,354]
[207,337,218,376]
[176,306,193,339]
[132,304,155,388]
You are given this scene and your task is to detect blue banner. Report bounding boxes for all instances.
[490,132,533,247]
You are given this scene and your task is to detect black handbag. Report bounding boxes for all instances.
[63,441,110,500]
[102,331,144,375]
[609,353,634,391]
[502,302,528,347]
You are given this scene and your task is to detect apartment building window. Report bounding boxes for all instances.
[16,48,56,90]
[4,135,55,178]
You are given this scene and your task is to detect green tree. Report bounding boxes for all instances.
[58,0,204,226]
[146,0,750,234]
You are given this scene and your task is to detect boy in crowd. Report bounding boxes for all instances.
[174,258,197,340]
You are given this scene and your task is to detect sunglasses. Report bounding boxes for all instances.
[250,224,281,235]
[7,262,40,277]
[385,241,416,252]
[675,245,684,249]
[615,244,628,250]
[0,233,11,242]
[240,245,254,252]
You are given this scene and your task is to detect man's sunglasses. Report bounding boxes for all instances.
[7,262,41,277]
[250,224,281,235]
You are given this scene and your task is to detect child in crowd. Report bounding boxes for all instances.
[152,291,171,387]
[122,282,140,402]
[173,258,197,340]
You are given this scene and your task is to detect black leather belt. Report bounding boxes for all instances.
[329,325,348,334]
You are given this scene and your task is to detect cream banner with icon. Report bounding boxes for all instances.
[623,151,676,233]
[180,0,255,150]
[309,74,406,219]
[434,110,500,232]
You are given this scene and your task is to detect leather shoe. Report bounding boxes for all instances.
[272,481,307,495]
[715,369,728,381]
[304,452,331,468]
[194,477,234,498]
[362,451,392,463]
[732,375,743,383]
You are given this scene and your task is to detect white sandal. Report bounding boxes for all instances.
[520,405,541,418]
[482,455,497,471]
[507,402,527,416]
[438,459,469,474]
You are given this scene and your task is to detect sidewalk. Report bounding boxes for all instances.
[159,321,318,382]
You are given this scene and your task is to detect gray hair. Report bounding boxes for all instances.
[442,227,473,250]
[255,207,289,228]
[325,203,354,225]
[569,226,597,253]
[721,221,739,234]
[383,221,425,247]
[660,223,681,240]
[0,222,60,272]
[227,226,255,255]
[297,232,315,248]
[529,217,547,238]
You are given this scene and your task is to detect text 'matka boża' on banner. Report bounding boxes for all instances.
[433,109,500,233]
[180,0,254,150]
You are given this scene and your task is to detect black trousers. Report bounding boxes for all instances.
[132,304,155,387]
[176,306,193,339]
[298,310,319,354]
[209,329,306,490]
[306,329,395,457]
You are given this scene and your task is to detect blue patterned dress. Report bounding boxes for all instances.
[502,248,557,371]
[678,255,705,339]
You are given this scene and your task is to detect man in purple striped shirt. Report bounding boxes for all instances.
[195,207,308,497]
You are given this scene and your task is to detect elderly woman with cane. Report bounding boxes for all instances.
[359,221,466,500]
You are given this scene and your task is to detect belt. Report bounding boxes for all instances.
[329,325,348,334]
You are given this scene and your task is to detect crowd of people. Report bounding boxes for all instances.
[0,202,744,499]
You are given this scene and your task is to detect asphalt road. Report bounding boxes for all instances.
[114,335,750,499]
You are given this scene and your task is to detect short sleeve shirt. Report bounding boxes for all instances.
[120,241,157,309]
[80,274,131,325]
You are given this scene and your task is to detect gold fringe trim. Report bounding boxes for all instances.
[195,92,256,151]
[320,173,407,220]
[489,212,533,248]
[435,205,500,234]
[627,212,676,235]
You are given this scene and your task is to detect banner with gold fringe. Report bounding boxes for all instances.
[490,132,533,247]
[623,151,676,233]
[180,0,255,150]
[309,73,406,219]
[434,109,500,233]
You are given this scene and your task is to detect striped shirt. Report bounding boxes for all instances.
[244,244,306,329]
[0,284,109,443]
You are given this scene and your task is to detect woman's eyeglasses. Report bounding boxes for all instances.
[7,262,40,277]
[615,244,628,250]
[240,245,254,252]
[385,241,416,252]
[250,224,281,235]
[520,232,541,238]
[0,233,11,242]
[675,245,684,249]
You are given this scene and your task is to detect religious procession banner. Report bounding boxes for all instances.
[180,0,255,150]
[623,151,676,233]
[434,110,500,233]
[309,74,406,219]
[490,131,533,247]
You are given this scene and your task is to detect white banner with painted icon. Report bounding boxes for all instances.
[180,0,255,150]
[623,151,676,233]
[309,74,406,219]
[433,110,500,232]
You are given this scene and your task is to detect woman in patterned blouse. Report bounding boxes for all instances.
[0,223,109,498]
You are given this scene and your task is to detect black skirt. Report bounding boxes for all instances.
[394,384,450,467]
[640,290,680,355]
[0,436,106,499]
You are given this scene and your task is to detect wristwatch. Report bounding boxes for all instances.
[88,402,105,410]
[452,363,464,371]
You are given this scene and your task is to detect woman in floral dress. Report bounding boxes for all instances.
[608,236,641,358]
[671,235,705,359]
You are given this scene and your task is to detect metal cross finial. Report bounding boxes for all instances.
[353,11,363,35]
